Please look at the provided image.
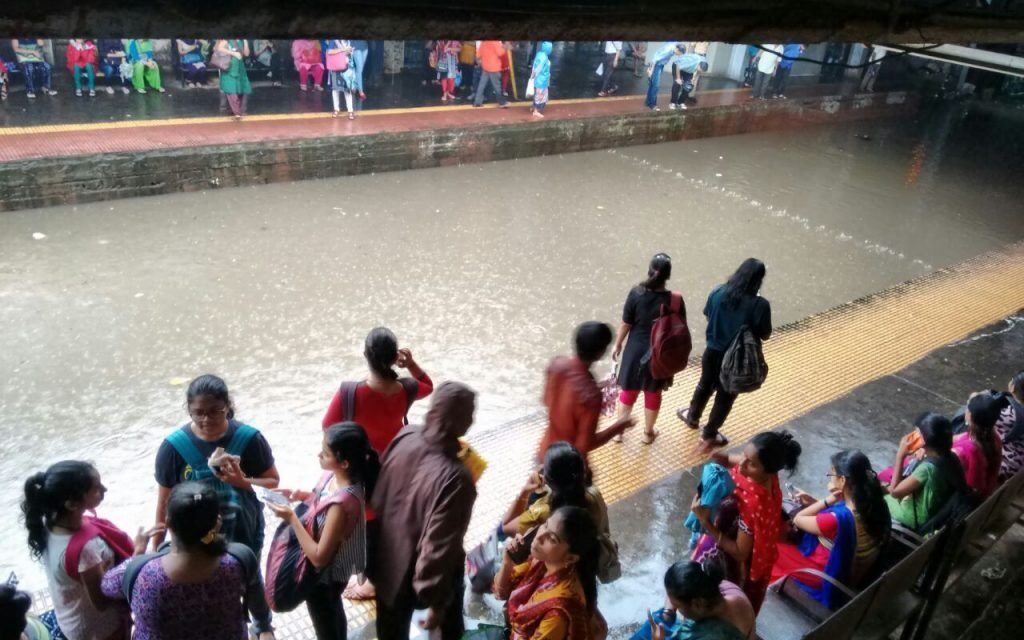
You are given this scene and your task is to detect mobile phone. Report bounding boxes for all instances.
[508,526,539,564]
[785,483,799,499]
[255,486,290,506]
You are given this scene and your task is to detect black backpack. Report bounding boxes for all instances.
[339,378,420,425]
[121,541,259,604]
[719,325,768,395]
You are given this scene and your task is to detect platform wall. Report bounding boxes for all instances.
[0,90,916,212]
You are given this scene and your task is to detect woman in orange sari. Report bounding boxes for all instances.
[495,506,600,640]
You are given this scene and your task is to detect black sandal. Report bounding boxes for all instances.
[676,407,699,429]
[695,433,729,454]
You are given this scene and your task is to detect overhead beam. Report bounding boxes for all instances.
[1,1,1024,42]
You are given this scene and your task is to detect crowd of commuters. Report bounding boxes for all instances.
[0,39,898,119]
[6,218,1012,640]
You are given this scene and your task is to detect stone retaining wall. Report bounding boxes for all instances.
[0,91,917,212]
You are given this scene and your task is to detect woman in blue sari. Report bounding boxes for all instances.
[770,450,890,608]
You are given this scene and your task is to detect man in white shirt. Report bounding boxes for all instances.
[752,44,783,99]
[598,41,623,96]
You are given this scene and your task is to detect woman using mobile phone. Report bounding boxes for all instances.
[494,507,600,640]
[267,423,375,640]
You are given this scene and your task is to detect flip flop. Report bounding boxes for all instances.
[641,429,659,445]
[676,407,699,429]
[695,433,729,454]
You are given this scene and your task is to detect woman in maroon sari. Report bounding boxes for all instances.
[690,430,802,612]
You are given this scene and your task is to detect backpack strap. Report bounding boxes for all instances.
[226,541,258,582]
[165,427,208,471]
[225,423,259,457]
[399,378,420,424]
[64,519,100,581]
[122,546,170,604]
[339,381,361,423]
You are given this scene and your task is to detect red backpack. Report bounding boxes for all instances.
[264,473,352,612]
[64,515,134,580]
[647,292,692,380]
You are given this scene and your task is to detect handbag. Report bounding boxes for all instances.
[466,525,501,594]
[326,47,349,71]
[600,363,620,417]
[210,48,232,71]
[525,77,535,98]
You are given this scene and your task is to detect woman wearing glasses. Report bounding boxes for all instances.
[770,450,890,609]
[151,374,279,558]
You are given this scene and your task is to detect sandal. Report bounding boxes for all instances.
[641,429,659,445]
[676,407,699,429]
[695,433,729,454]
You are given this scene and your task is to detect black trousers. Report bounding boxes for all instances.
[688,349,738,440]
[771,65,792,96]
[307,581,347,640]
[670,68,694,105]
[376,569,465,640]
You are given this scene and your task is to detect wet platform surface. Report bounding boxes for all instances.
[0,82,859,164]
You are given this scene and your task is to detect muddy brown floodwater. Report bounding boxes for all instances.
[2,104,1023,587]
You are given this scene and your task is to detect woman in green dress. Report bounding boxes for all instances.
[215,39,251,119]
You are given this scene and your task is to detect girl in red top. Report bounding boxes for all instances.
[321,327,433,455]
[321,326,433,601]
[66,39,98,97]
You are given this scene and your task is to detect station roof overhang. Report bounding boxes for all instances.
[2,0,1024,43]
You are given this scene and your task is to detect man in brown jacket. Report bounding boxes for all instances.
[372,381,478,639]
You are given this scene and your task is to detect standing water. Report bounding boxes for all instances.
[2,104,1023,586]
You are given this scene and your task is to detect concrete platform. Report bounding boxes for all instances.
[0,84,915,212]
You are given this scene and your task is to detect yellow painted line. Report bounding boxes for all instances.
[464,241,1024,545]
[0,88,746,137]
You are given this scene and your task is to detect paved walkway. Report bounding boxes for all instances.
[0,82,862,164]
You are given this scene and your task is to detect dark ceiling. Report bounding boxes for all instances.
[1,1,1023,42]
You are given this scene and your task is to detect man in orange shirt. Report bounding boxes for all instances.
[539,322,634,468]
[473,40,509,108]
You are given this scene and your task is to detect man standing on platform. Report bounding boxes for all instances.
[473,40,509,108]
[771,43,804,98]
[752,44,783,99]
[373,382,478,640]
[539,322,635,468]
[645,42,685,111]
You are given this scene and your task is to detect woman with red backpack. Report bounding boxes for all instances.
[22,460,161,640]
[265,423,377,639]
[611,253,688,445]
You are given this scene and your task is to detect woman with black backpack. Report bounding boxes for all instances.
[677,258,772,453]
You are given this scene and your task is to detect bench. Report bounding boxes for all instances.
[904,465,1024,640]
[757,525,946,640]
[758,464,1024,640]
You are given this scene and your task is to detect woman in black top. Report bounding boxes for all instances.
[612,253,676,444]
[678,258,772,452]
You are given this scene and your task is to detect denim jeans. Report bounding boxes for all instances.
[645,62,665,108]
[351,48,368,93]
[20,61,51,93]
